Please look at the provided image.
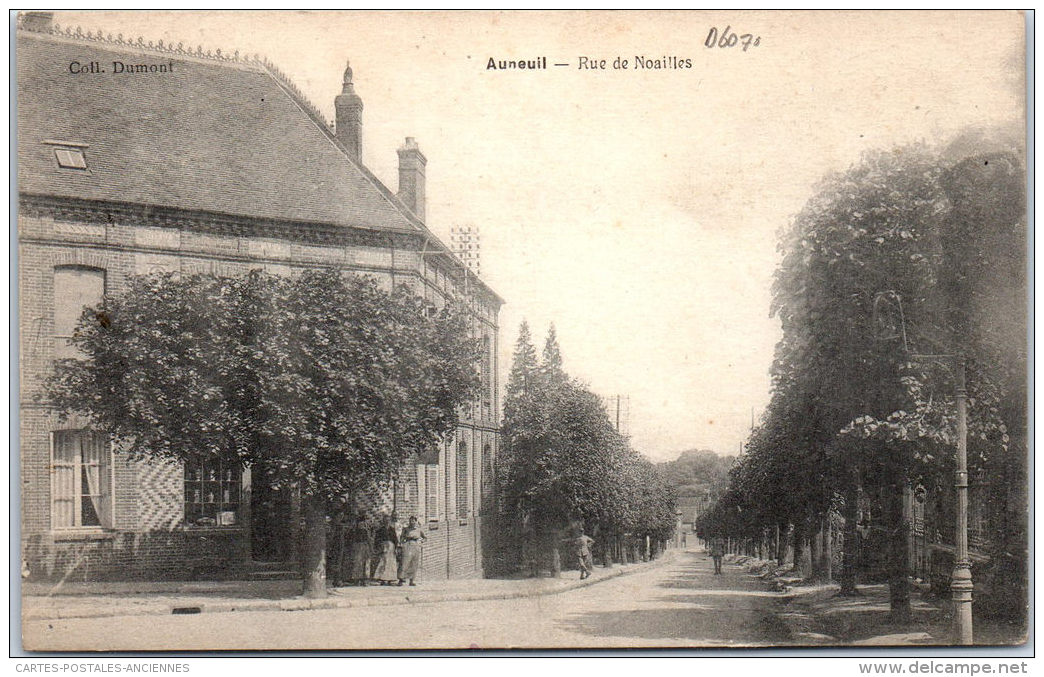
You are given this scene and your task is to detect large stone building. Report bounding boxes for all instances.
[17,14,502,581]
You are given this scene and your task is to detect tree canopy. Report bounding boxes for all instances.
[499,322,676,572]
[697,133,1026,620]
[49,268,481,596]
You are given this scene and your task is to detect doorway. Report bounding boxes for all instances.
[250,464,296,563]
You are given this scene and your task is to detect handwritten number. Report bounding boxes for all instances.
[705,26,761,51]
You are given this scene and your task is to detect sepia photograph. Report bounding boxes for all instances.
[14,10,1028,653]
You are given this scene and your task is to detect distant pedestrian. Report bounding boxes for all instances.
[572,529,595,580]
[397,515,427,586]
[682,532,688,548]
[710,537,724,575]
[372,514,400,585]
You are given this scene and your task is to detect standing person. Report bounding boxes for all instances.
[711,537,725,575]
[346,516,372,586]
[573,528,595,580]
[372,514,400,585]
[397,516,427,586]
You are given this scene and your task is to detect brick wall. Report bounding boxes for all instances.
[23,528,249,582]
[19,202,499,581]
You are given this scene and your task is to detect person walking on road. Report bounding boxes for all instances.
[710,537,724,575]
[397,516,426,586]
[572,528,595,580]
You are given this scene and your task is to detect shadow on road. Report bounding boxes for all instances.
[554,550,794,646]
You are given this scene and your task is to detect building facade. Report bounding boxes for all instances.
[17,15,502,581]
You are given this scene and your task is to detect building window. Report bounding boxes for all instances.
[456,440,470,519]
[481,335,492,413]
[54,147,88,170]
[51,430,111,529]
[480,443,495,514]
[54,266,105,360]
[425,465,440,522]
[183,459,241,527]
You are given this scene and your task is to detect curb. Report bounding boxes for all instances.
[24,550,679,621]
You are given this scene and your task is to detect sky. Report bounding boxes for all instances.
[53,10,1025,462]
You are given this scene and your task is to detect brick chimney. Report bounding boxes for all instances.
[20,11,54,32]
[397,137,427,222]
[334,60,363,161]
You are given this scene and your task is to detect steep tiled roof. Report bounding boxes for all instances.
[16,30,420,234]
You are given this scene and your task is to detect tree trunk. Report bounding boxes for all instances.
[550,530,562,577]
[820,512,833,583]
[792,520,806,576]
[776,522,789,565]
[888,482,912,623]
[839,477,860,595]
[300,494,327,599]
[809,515,823,581]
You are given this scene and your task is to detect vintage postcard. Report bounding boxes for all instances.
[15,10,1028,652]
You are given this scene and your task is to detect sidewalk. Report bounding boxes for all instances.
[22,550,677,621]
[724,554,1025,646]
[776,583,1027,647]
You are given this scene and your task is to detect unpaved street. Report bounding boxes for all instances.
[25,550,794,650]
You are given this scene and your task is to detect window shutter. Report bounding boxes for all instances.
[425,465,439,521]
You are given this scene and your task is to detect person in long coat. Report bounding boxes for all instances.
[372,514,400,585]
[710,537,725,575]
[346,517,372,586]
[397,516,427,586]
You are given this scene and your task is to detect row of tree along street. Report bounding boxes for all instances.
[494,321,677,576]
[695,129,1027,628]
[48,268,678,594]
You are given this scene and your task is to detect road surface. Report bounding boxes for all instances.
[24,549,794,650]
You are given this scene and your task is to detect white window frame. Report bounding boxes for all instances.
[50,430,114,531]
[54,147,88,170]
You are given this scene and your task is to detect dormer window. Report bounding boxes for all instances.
[55,148,87,169]
[44,140,89,170]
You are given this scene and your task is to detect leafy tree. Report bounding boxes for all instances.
[698,132,1025,624]
[49,269,480,597]
[500,321,676,573]
[658,449,733,500]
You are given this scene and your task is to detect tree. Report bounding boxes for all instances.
[49,269,480,597]
[500,321,676,574]
[657,449,733,500]
[697,133,1025,625]
[542,323,563,377]
[505,319,538,401]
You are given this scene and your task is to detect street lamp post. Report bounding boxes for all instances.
[876,291,973,643]
[909,352,972,644]
[951,355,973,644]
